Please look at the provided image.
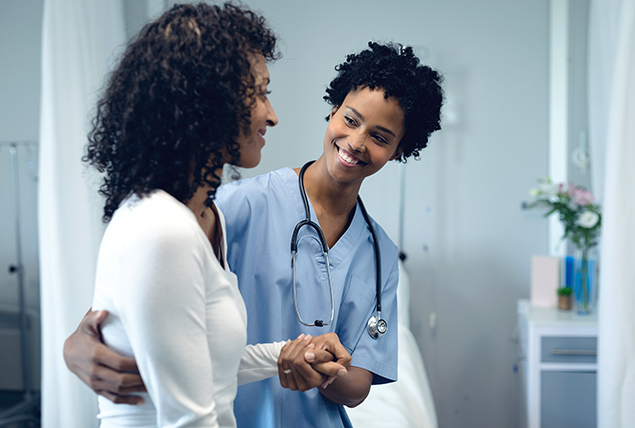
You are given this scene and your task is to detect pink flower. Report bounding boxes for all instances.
[573,188,594,206]
[567,182,577,197]
[566,183,594,206]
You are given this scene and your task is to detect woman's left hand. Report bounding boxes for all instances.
[303,332,351,388]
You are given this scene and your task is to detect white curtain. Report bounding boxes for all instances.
[592,1,635,427]
[39,0,125,426]
[588,0,622,204]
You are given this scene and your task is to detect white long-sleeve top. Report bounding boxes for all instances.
[92,190,283,428]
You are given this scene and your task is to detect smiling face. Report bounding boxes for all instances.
[235,53,278,168]
[323,86,405,185]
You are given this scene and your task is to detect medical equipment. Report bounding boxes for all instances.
[0,141,40,427]
[290,161,387,339]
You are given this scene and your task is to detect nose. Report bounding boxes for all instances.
[265,99,278,127]
[347,131,366,152]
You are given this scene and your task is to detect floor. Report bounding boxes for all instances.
[0,391,40,428]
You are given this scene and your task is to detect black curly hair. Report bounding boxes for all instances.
[84,2,279,222]
[324,42,443,162]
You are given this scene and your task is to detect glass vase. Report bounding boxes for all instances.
[574,246,597,314]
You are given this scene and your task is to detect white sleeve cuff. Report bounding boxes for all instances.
[237,341,286,386]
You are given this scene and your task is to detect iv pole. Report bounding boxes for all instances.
[398,162,407,261]
[0,142,40,427]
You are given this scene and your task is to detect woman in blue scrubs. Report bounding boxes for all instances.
[64,42,444,427]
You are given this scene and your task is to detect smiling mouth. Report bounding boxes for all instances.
[336,145,366,166]
[256,129,266,144]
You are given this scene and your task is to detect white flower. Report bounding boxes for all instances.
[576,211,599,228]
[529,188,540,197]
[539,182,560,196]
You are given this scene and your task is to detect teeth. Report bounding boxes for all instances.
[338,148,360,165]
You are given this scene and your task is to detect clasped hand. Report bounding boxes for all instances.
[277,332,351,392]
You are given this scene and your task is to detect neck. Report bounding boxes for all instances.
[187,184,225,264]
[186,185,211,218]
[302,157,360,216]
[296,157,361,248]
[186,165,224,217]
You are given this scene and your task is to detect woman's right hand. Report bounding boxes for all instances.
[63,309,146,404]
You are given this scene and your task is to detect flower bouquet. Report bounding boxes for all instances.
[526,178,602,313]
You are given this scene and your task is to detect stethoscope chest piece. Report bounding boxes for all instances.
[367,313,388,339]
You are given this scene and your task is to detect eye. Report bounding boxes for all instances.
[344,115,357,126]
[373,134,388,144]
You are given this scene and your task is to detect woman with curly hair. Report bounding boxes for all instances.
[80,3,347,427]
[66,41,443,427]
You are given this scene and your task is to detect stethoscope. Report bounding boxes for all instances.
[290,161,388,339]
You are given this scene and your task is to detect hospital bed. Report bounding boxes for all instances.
[346,260,438,428]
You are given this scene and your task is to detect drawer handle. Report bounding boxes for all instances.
[551,348,597,356]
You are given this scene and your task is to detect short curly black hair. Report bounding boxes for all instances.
[84,2,279,222]
[324,42,443,162]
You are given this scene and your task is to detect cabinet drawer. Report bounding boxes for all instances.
[541,336,597,364]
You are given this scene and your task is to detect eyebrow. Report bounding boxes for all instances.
[345,106,397,137]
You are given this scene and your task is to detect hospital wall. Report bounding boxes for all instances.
[0,0,574,426]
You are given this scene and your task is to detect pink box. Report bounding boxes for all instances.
[530,256,560,308]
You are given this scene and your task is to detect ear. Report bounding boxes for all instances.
[329,105,340,121]
[389,147,403,161]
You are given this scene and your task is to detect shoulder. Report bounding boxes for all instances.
[216,168,295,205]
[215,168,298,226]
[109,190,202,247]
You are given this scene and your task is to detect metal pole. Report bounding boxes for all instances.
[397,162,406,260]
[9,143,33,396]
[0,142,39,427]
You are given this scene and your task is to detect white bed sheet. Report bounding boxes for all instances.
[346,261,438,428]
[346,323,438,428]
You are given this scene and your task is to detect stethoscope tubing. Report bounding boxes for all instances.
[291,160,383,331]
[291,233,335,327]
[355,196,382,314]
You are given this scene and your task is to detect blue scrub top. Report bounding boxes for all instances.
[216,168,399,428]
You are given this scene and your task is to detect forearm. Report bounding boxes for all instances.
[238,341,286,386]
[63,309,146,404]
[318,366,373,407]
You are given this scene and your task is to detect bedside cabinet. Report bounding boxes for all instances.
[517,300,598,428]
